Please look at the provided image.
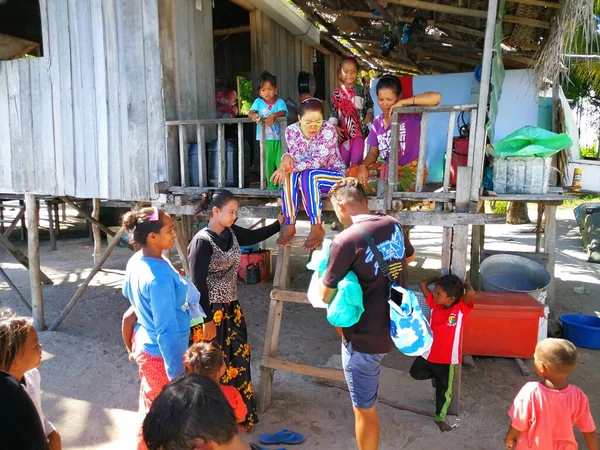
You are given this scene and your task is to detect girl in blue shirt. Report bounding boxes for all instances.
[121,207,190,449]
[248,71,289,189]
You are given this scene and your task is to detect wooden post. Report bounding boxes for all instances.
[258,245,290,412]
[25,194,45,330]
[469,201,485,289]
[48,226,127,331]
[544,204,557,317]
[46,201,57,251]
[441,227,453,276]
[470,0,499,202]
[179,125,189,187]
[448,166,472,416]
[19,200,26,241]
[53,202,61,238]
[217,123,226,188]
[237,122,244,189]
[387,110,400,212]
[442,111,456,192]
[415,112,429,192]
[0,206,4,234]
[535,203,544,252]
[92,198,102,264]
[173,216,190,276]
[466,110,477,167]
[61,202,67,222]
[259,121,266,190]
[196,124,207,187]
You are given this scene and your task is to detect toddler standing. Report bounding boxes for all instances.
[410,275,474,432]
[185,341,247,424]
[249,71,289,189]
[505,338,597,449]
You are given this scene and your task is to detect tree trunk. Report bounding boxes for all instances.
[507,202,531,225]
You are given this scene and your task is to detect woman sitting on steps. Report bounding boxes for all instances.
[272,97,347,250]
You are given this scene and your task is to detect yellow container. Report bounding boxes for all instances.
[573,168,583,190]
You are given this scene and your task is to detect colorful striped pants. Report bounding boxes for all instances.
[281,169,344,225]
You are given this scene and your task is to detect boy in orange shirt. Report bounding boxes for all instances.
[505,338,597,449]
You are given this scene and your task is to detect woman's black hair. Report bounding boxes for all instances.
[121,207,167,246]
[143,374,237,450]
[376,74,402,96]
[194,189,236,217]
[257,71,277,91]
[298,97,324,117]
[436,275,465,306]
[338,56,360,75]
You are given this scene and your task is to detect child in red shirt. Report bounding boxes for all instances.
[505,338,597,450]
[185,342,247,426]
[410,275,474,432]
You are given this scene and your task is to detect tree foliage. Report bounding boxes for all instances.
[562,5,600,106]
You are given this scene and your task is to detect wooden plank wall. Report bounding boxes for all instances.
[250,9,313,103]
[0,0,167,201]
[324,53,342,117]
[159,0,216,186]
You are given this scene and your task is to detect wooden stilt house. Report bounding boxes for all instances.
[0,0,593,418]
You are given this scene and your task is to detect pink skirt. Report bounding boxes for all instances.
[133,337,170,450]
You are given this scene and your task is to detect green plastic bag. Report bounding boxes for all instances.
[307,239,365,328]
[492,126,572,158]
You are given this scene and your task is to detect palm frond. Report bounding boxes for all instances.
[535,0,597,87]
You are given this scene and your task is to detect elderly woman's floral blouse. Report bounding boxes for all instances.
[284,122,347,174]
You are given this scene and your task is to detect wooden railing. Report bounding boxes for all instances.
[165,117,287,194]
[166,104,480,209]
[385,104,478,209]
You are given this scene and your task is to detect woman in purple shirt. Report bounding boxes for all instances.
[357,75,441,193]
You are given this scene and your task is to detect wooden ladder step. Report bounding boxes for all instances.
[270,288,309,304]
[260,356,345,382]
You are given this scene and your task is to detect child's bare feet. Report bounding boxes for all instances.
[304,224,325,250]
[276,224,296,246]
[435,420,453,432]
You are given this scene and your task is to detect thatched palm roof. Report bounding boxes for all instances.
[290,0,596,83]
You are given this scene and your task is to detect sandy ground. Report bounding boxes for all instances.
[1,206,599,449]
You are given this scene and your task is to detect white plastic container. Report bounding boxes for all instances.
[493,157,551,194]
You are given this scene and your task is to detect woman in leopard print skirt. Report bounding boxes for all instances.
[188,189,284,431]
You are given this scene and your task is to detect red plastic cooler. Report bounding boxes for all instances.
[463,291,545,359]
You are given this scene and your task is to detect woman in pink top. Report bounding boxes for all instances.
[505,338,597,450]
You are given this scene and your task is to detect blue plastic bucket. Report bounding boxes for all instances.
[560,314,600,349]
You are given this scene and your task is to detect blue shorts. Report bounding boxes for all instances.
[341,342,386,409]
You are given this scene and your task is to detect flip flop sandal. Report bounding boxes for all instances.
[259,429,305,445]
